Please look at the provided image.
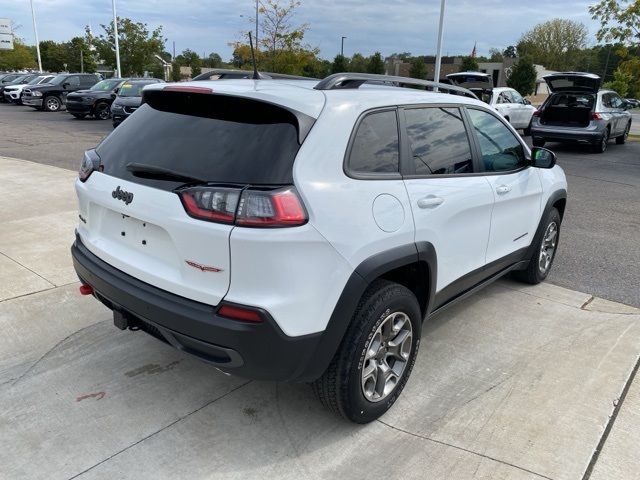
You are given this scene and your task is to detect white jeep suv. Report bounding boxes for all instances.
[72,74,567,423]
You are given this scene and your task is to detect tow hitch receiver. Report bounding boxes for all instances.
[113,310,129,330]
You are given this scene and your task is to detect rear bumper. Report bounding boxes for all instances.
[70,234,324,381]
[531,124,603,144]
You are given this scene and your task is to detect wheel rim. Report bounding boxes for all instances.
[361,311,413,403]
[538,221,558,274]
[96,104,110,120]
[46,97,60,111]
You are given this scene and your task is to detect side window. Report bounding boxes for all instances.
[601,93,612,108]
[405,107,474,175]
[348,110,399,174]
[610,94,623,109]
[510,90,524,104]
[467,109,527,173]
[498,92,511,104]
[66,76,80,87]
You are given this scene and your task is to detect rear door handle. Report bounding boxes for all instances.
[496,185,511,195]
[417,196,444,209]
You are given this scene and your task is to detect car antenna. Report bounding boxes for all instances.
[248,31,260,80]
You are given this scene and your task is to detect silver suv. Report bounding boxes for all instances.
[531,72,632,153]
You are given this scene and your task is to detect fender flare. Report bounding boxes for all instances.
[297,242,437,382]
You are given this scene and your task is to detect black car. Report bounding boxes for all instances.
[0,73,38,102]
[111,79,164,127]
[22,73,100,112]
[66,78,132,120]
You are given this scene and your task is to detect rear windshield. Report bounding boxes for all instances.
[90,79,122,91]
[118,82,154,97]
[97,92,306,189]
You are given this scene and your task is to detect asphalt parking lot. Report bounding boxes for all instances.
[1,102,639,480]
[1,102,638,307]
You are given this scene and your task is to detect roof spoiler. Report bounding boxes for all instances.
[314,73,478,99]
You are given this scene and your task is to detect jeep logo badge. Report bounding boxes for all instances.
[112,186,134,205]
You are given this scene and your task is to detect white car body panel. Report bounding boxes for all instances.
[491,87,537,129]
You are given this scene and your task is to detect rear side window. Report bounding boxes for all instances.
[348,110,399,174]
[405,107,473,175]
[467,109,526,172]
[97,92,308,190]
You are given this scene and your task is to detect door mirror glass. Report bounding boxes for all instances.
[531,147,556,169]
[523,98,531,105]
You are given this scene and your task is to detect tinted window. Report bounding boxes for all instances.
[610,94,623,109]
[467,109,526,172]
[405,107,473,175]
[348,110,399,174]
[90,79,121,91]
[66,76,80,87]
[119,82,156,97]
[97,92,305,190]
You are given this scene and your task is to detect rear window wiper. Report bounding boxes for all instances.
[126,163,206,183]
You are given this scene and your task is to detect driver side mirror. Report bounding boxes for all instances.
[62,82,69,89]
[531,147,556,169]
[523,98,531,105]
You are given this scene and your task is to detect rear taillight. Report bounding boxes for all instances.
[179,186,239,224]
[79,149,101,182]
[532,110,540,117]
[591,112,603,120]
[178,186,307,228]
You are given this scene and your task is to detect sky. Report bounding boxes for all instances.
[5,0,602,61]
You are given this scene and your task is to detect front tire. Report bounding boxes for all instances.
[312,280,421,423]
[43,95,62,112]
[94,101,111,120]
[512,208,561,284]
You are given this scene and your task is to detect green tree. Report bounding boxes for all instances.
[460,56,479,71]
[390,52,412,61]
[618,57,640,97]
[0,39,36,70]
[176,49,202,77]
[203,52,223,68]
[603,67,632,96]
[517,18,587,70]
[258,0,309,71]
[506,55,537,95]
[349,53,368,72]
[503,45,517,58]
[170,62,182,81]
[489,48,504,62]
[94,17,165,76]
[366,52,385,74]
[64,37,97,73]
[39,40,67,71]
[303,58,331,78]
[589,0,640,46]
[409,56,427,79]
[331,54,349,73]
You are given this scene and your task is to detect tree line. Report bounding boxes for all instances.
[1,0,638,98]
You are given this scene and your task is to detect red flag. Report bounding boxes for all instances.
[471,42,477,58]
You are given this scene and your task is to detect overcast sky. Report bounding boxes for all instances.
[6,1,601,60]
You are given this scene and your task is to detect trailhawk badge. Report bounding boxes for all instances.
[112,186,134,205]
[185,260,223,272]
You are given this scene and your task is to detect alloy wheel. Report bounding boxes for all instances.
[46,97,60,111]
[361,311,413,403]
[538,221,558,274]
[96,103,110,120]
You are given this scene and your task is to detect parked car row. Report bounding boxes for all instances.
[3,72,164,127]
[447,71,633,154]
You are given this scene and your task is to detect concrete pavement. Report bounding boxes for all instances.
[1,156,639,480]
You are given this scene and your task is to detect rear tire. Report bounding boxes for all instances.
[593,128,609,153]
[616,122,630,145]
[312,280,421,424]
[532,138,545,147]
[512,208,561,285]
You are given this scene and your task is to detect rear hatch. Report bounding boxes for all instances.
[543,72,600,93]
[446,72,493,102]
[76,86,314,306]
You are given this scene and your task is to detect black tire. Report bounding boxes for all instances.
[616,122,630,145]
[312,279,421,423]
[593,128,609,153]
[43,95,62,112]
[71,113,86,119]
[512,207,561,285]
[532,138,545,147]
[523,120,532,136]
[94,101,111,120]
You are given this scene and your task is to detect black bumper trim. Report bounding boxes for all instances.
[71,236,324,381]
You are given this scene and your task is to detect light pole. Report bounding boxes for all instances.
[111,0,122,77]
[433,0,446,90]
[341,36,346,57]
[30,0,43,71]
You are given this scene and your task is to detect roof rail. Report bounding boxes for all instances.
[314,73,478,99]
